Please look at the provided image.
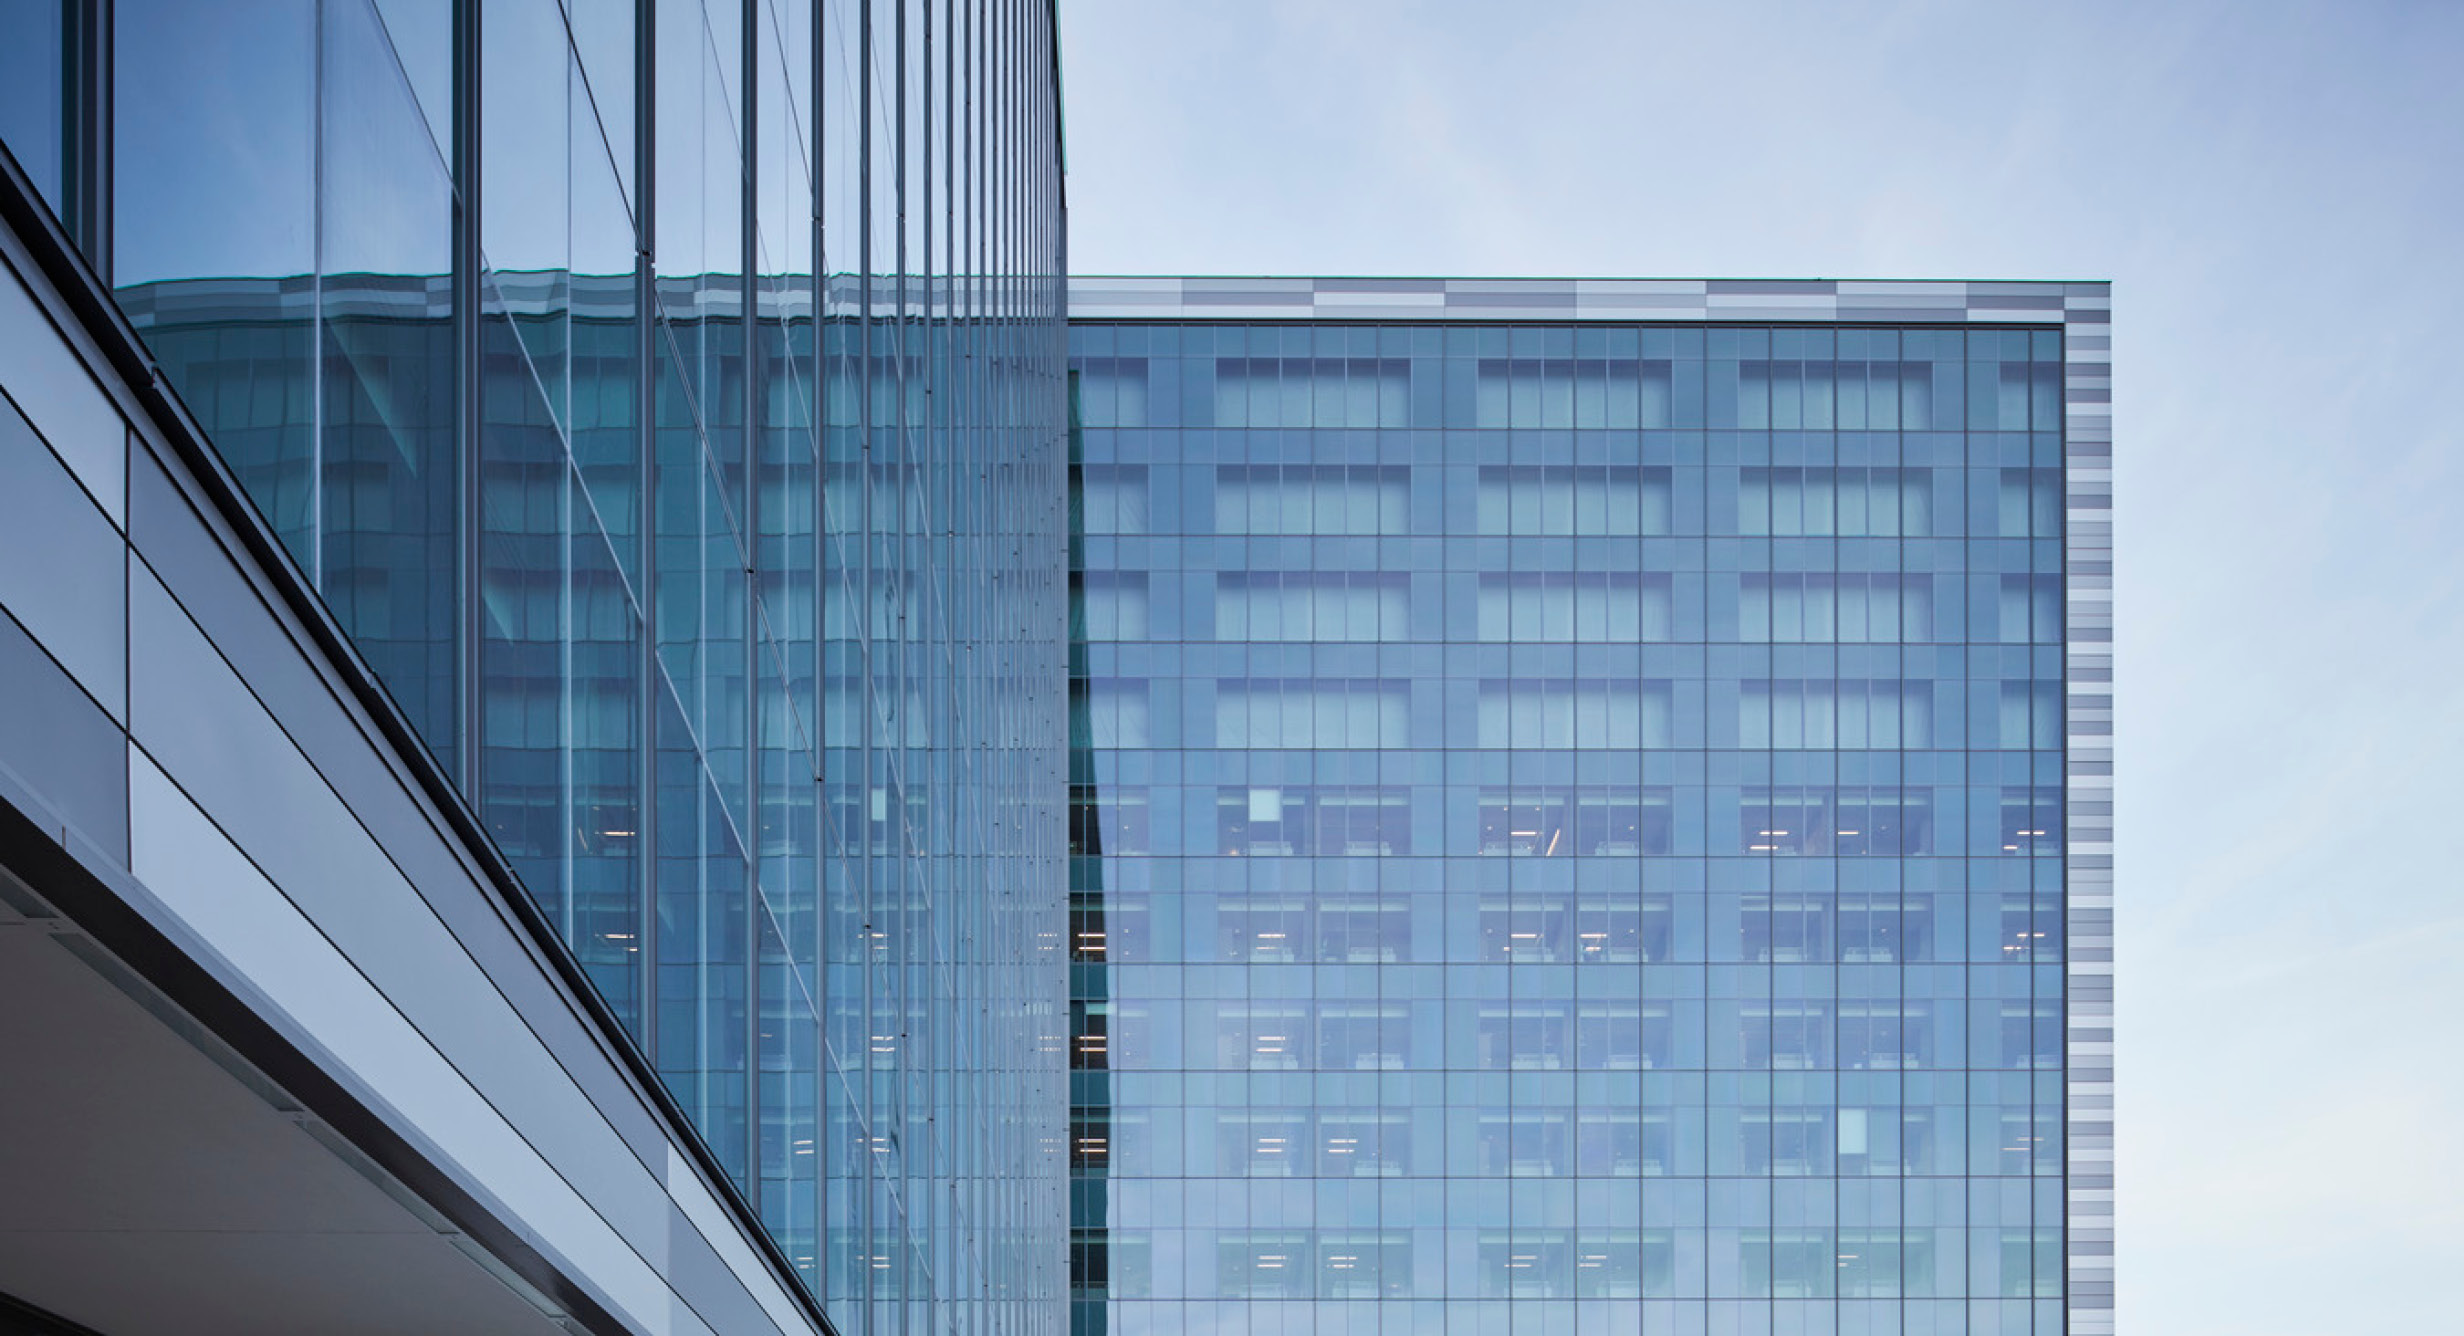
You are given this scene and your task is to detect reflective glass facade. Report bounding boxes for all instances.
[0,0,108,243]
[5,2,1072,1332]
[1065,285,2109,1336]
[5,14,2120,1334]
[0,2,68,220]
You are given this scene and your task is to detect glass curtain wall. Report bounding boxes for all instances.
[0,1,66,218]
[1067,322,2067,1335]
[34,1,1072,1331]
[0,0,105,250]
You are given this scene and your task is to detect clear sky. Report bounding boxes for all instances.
[1057,2,2464,1330]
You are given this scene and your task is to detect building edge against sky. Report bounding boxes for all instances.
[1063,277,2111,1335]
[0,6,2113,1334]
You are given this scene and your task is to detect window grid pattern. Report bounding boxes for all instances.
[1069,308,2096,1336]
[99,4,1072,1333]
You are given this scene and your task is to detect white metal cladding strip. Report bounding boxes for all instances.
[1573,297,1721,318]
[1838,279,1972,299]
[1839,298,1977,319]
[1315,289,1449,308]
[0,248,126,526]
[124,753,720,1336]
[122,465,816,1336]
[2061,284,2117,1335]
[1067,275,2083,324]
[1703,292,1841,313]
[1574,277,1712,298]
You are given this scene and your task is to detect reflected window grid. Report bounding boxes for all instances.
[101,1,1070,1328]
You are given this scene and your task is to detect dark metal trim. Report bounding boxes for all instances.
[451,0,482,796]
[740,0,764,1198]
[0,1283,112,1336]
[635,0,662,1091]
[67,0,111,276]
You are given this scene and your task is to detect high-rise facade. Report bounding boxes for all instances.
[2,12,2113,1336]
[1064,278,2112,1336]
[1,2,1069,1334]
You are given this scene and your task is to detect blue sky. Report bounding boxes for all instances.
[1057,2,2464,1329]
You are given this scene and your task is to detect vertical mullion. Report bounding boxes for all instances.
[449,0,480,795]
[636,0,662,1072]
[891,4,911,1322]
[938,0,957,1306]
[917,0,936,1310]
[809,0,832,1296]
[742,0,764,1207]
[70,0,112,275]
[855,0,876,1314]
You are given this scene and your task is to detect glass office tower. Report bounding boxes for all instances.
[3,3,1071,1333]
[1065,279,2113,1336]
[6,15,2122,1333]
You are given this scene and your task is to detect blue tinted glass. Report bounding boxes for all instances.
[95,4,1070,1331]
[1067,319,2067,1327]
[320,0,455,762]
[0,0,66,212]
[114,0,316,566]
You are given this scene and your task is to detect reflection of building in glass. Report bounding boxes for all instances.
[5,10,2115,1335]
[1,3,1066,1334]
[1064,278,2113,1335]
